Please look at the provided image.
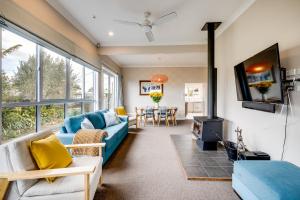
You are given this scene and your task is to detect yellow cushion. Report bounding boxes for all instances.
[30,134,72,183]
[116,106,127,115]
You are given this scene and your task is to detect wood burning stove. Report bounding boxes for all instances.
[193,116,224,150]
[193,22,224,151]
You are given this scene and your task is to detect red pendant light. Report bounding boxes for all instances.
[151,74,168,84]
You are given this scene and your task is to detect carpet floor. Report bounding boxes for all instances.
[95,120,239,200]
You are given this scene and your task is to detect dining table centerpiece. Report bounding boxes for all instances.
[149,91,163,108]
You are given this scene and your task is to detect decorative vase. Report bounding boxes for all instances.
[154,102,159,108]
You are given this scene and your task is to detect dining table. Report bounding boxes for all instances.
[135,106,178,126]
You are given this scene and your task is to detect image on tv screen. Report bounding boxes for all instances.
[235,44,283,103]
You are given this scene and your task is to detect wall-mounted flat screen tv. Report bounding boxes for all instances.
[234,43,283,104]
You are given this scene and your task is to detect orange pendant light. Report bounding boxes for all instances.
[151,74,168,84]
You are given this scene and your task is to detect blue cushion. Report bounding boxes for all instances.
[85,112,106,129]
[56,133,75,145]
[233,161,300,200]
[64,114,85,133]
[119,115,129,122]
[104,122,127,139]
[104,122,128,150]
[60,126,68,133]
[95,109,108,117]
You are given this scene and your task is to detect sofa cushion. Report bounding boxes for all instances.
[64,114,85,133]
[30,134,73,182]
[56,133,75,145]
[95,109,107,119]
[234,160,300,200]
[118,115,129,122]
[7,130,53,195]
[104,122,127,150]
[60,126,68,134]
[104,122,127,140]
[23,156,102,197]
[81,117,95,129]
[103,112,121,127]
[115,106,127,115]
[85,113,106,129]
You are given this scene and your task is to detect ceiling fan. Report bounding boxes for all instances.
[114,11,177,42]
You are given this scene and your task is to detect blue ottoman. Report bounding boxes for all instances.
[233,160,300,200]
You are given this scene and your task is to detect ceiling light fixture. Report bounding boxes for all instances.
[151,74,168,84]
[108,31,114,37]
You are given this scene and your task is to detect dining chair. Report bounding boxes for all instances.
[170,107,178,126]
[157,106,170,127]
[135,107,145,127]
[145,106,155,126]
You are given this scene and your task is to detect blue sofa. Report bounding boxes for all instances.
[56,110,128,164]
[233,160,300,200]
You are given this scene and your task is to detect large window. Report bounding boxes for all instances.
[41,48,66,99]
[0,23,99,143]
[70,61,83,99]
[41,104,64,129]
[85,67,94,100]
[66,103,82,117]
[2,106,36,141]
[103,69,118,110]
[2,29,36,103]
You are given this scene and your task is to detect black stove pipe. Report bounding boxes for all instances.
[201,22,221,119]
[207,23,215,119]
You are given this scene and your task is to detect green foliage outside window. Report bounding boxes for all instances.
[41,105,64,129]
[1,44,92,142]
[2,107,36,141]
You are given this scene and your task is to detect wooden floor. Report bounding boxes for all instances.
[171,134,233,181]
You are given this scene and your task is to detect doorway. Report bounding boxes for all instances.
[184,83,205,119]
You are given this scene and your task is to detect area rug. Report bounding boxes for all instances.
[170,134,233,181]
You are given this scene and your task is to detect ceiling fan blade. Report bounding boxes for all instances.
[145,31,154,42]
[114,19,142,26]
[152,12,177,26]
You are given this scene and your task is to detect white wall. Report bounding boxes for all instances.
[122,67,207,119]
[216,0,300,165]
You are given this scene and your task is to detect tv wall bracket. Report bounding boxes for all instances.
[281,67,300,92]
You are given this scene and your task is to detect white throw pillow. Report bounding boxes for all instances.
[81,117,95,129]
[103,112,121,127]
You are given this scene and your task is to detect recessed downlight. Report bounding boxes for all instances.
[108,31,114,37]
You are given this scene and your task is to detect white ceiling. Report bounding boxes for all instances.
[110,52,208,68]
[48,0,255,67]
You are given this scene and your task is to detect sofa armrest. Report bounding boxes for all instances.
[65,143,106,156]
[0,166,95,181]
[118,115,129,122]
[0,166,95,200]
[65,143,106,148]
[56,132,75,145]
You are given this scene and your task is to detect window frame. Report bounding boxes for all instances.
[102,66,119,110]
[0,17,101,143]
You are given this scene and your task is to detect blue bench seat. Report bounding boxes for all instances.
[233,160,300,200]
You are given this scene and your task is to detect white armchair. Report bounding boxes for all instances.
[115,106,138,128]
[0,131,105,200]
